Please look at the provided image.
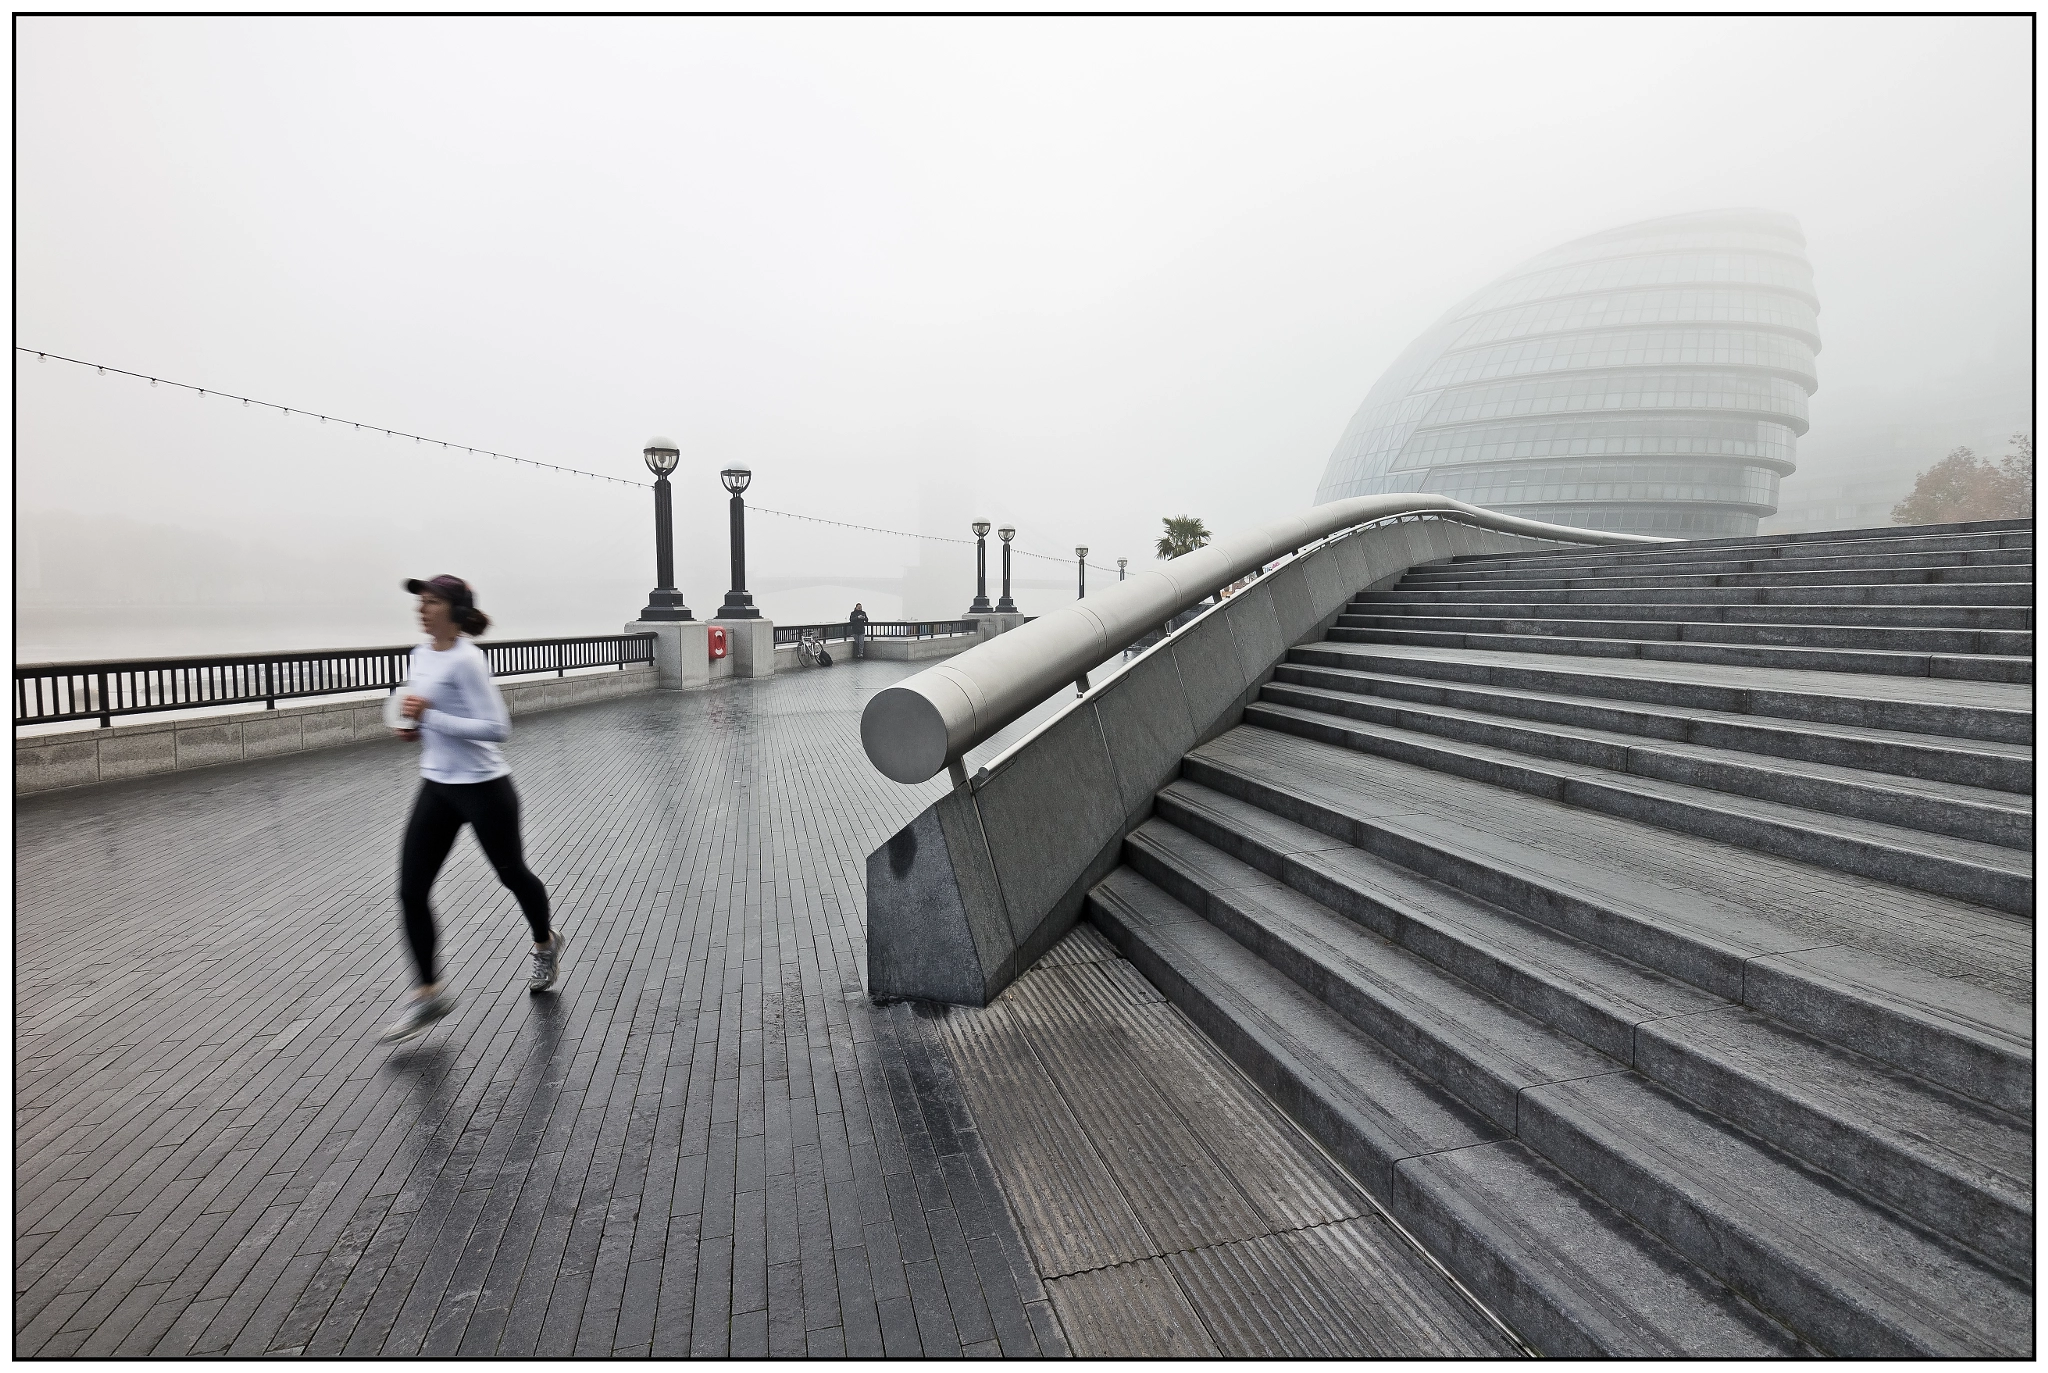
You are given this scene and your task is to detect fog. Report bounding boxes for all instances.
[15,17,2032,661]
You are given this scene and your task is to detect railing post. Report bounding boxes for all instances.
[97,670,111,728]
[264,660,276,710]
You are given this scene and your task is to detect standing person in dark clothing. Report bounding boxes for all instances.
[379,575,565,1044]
[848,602,869,659]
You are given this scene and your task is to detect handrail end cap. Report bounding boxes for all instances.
[861,685,951,784]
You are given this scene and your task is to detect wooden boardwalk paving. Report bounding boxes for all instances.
[16,659,1513,1358]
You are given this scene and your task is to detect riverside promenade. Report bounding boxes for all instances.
[16,660,1511,1358]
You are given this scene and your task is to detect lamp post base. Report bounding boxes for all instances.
[992,597,1019,613]
[712,616,776,678]
[965,595,994,614]
[714,596,761,619]
[639,588,694,621]
[624,618,709,689]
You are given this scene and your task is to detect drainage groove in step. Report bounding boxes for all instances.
[934,926,1519,1356]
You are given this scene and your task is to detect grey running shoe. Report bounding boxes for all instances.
[379,988,456,1043]
[529,932,566,992]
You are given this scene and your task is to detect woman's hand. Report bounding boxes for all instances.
[401,694,430,721]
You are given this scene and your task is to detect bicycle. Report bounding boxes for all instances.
[797,630,832,668]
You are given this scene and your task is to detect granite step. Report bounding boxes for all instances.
[1406,547,2034,582]
[1092,864,2030,1354]
[1347,597,2033,632]
[1448,521,2032,567]
[1321,624,2031,683]
[1399,565,2028,593]
[1356,580,2035,607]
[1241,700,2032,915]
[1131,794,2033,1278]
[1268,660,2034,793]
[1126,823,1632,1140]
[1085,867,1804,1358]
[1333,610,2033,658]
[1257,679,2032,848]
[1519,1071,2030,1355]
[1135,795,1727,1064]
[1284,642,2034,745]
[1177,731,2033,1116]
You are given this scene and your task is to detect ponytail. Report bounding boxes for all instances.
[456,606,491,636]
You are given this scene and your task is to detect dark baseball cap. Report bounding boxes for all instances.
[403,575,475,609]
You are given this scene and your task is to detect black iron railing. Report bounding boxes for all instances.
[774,622,856,647]
[15,634,658,728]
[864,620,980,640]
[774,619,981,647]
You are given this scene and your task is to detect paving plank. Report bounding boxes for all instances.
[13,661,1039,1358]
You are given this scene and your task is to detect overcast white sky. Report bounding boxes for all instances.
[15,16,2034,651]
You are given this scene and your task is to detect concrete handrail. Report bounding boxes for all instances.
[860,494,1668,784]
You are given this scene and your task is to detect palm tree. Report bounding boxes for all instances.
[1155,515,1211,560]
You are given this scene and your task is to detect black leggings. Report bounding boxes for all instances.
[398,776,550,986]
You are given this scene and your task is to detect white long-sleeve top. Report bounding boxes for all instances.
[406,638,511,784]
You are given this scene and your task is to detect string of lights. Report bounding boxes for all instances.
[17,347,645,488]
[17,345,1123,572]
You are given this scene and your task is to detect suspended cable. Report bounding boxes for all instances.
[17,345,1122,570]
[17,347,641,488]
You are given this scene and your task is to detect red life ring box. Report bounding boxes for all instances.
[707,625,729,660]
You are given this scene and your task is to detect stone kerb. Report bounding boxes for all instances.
[861,634,980,663]
[15,662,658,796]
[866,519,1576,1007]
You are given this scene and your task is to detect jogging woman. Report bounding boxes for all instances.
[380,575,565,1043]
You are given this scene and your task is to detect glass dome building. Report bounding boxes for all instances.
[1315,209,1819,537]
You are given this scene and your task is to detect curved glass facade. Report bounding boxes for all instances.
[1317,209,1820,536]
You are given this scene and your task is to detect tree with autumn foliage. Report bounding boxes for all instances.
[1892,434,2032,525]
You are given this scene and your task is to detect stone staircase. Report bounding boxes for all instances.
[1085,519,2034,1356]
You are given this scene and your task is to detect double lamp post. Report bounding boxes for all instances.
[637,435,760,628]
[640,437,1107,632]
[965,522,1024,616]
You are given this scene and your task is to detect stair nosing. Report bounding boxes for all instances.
[1170,749,2033,1111]
[1247,696,2037,882]
[1259,677,2033,822]
[1135,795,2034,1279]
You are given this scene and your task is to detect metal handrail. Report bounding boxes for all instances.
[859,494,1668,784]
[864,620,980,640]
[15,633,658,728]
[774,619,982,647]
[775,622,856,647]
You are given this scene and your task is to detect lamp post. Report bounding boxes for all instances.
[1075,546,1089,600]
[1118,558,1127,582]
[994,526,1018,612]
[638,436,691,621]
[967,521,994,614]
[715,461,760,619]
